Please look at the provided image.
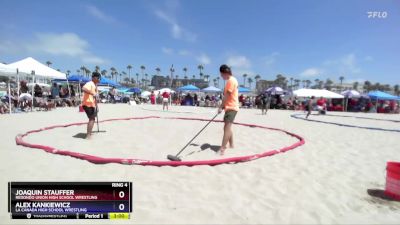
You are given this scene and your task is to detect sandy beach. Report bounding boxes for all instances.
[1,104,400,224]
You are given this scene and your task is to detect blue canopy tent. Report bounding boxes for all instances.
[53,75,90,83]
[238,87,251,93]
[66,75,90,83]
[177,84,200,92]
[98,77,121,87]
[201,86,222,93]
[368,90,399,100]
[126,87,141,93]
[368,90,399,113]
[52,75,90,98]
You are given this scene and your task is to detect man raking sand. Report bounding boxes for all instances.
[167,64,239,161]
[81,72,100,139]
[218,65,239,156]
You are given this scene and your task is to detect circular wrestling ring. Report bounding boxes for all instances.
[291,113,400,133]
[15,116,305,167]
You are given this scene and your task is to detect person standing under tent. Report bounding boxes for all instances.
[218,64,239,156]
[316,97,327,114]
[306,96,315,119]
[150,91,156,104]
[81,72,100,139]
[260,93,270,115]
[162,90,170,111]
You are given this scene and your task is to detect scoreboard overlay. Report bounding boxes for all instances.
[8,182,132,219]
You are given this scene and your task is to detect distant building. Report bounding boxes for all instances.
[151,75,169,88]
[331,83,366,93]
[255,80,275,93]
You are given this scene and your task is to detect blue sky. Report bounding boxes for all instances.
[0,0,399,86]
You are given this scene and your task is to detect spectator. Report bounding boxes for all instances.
[34,84,43,97]
[50,83,60,99]
[162,91,170,110]
[108,87,116,103]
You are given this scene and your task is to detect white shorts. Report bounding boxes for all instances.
[19,93,32,101]
[163,98,169,103]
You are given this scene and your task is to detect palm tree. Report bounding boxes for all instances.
[394,84,399,96]
[86,69,91,77]
[290,77,294,89]
[140,65,146,81]
[110,67,116,81]
[339,76,345,91]
[76,69,80,75]
[353,81,359,90]
[127,65,132,83]
[204,75,210,85]
[197,64,204,76]
[213,78,217,87]
[141,78,146,87]
[155,67,161,76]
[184,75,188,80]
[314,79,320,89]
[325,79,334,90]
[101,70,107,79]
[294,79,301,89]
[305,80,311,88]
[274,74,287,88]
[183,67,188,78]
[118,73,123,83]
[122,71,127,83]
[242,74,248,87]
[248,77,253,90]
[255,74,261,89]
[66,70,71,77]
[216,77,220,88]
[46,61,52,67]
[136,73,140,87]
[318,80,324,89]
[339,76,345,85]
[144,73,148,88]
[80,66,86,77]
[95,65,100,72]
[254,74,261,91]
[169,66,175,87]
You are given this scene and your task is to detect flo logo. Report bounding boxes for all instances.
[367,11,388,19]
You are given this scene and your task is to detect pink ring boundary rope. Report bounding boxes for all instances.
[15,116,305,167]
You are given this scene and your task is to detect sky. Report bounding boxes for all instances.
[0,0,399,86]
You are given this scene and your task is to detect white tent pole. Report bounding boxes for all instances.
[78,80,81,99]
[17,68,20,95]
[31,70,35,112]
[8,72,12,114]
[66,79,71,99]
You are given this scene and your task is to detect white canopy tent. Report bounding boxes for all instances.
[0,63,18,114]
[6,57,67,112]
[293,88,344,99]
[0,62,17,75]
[8,57,66,79]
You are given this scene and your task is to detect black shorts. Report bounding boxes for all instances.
[83,105,97,120]
[223,110,237,123]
